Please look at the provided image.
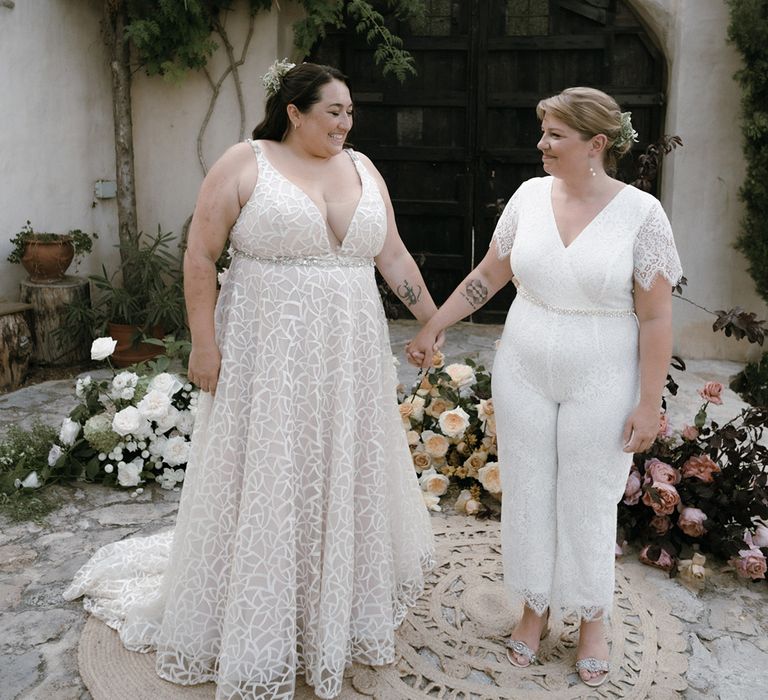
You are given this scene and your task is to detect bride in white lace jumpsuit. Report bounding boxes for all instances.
[408,87,682,686]
[65,63,436,699]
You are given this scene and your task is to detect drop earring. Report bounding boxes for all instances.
[589,159,596,177]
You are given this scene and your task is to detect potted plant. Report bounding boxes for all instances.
[7,220,97,283]
[70,227,187,367]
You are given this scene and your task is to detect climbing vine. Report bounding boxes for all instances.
[726,0,768,304]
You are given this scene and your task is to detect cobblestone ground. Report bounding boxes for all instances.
[1,321,766,700]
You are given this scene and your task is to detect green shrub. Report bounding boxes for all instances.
[730,351,768,407]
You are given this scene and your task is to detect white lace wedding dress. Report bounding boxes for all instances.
[64,140,435,700]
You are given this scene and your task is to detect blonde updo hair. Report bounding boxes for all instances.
[536,87,632,175]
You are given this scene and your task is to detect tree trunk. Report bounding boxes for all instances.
[103,1,138,275]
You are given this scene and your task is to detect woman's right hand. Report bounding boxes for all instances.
[187,343,221,394]
[406,325,443,368]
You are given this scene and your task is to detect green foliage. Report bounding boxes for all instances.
[123,0,423,82]
[6,220,97,265]
[730,351,768,407]
[0,422,58,496]
[727,1,768,303]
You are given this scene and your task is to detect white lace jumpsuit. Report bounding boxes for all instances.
[491,176,682,621]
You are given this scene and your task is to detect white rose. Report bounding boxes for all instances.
[47,444,62,467]
[90,336,117,361]
[477,398,494,422]
[444,363,476,389]
[112,406,141,436]
[119,387,136,401]
[163,436,191,467]
[59,418,81,446]
[155,405,180,434]
[117,458,143,487]
[149,372,184,398]
[419,468,450,496]
[422,493,442,512]
[175,410,195,436]
[478,462,502,494]
[137,390,172,421]
[484,414,497,437]
[111,371,139,391]
[438,406,470,439]
[20,471,41,489]
[75,375,92,398]
[406,430,421,447]
[148,435,168,457]
[752,524,768,548]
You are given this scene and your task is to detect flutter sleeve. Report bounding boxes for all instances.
[490,182,526,259]
[632,199,683,290]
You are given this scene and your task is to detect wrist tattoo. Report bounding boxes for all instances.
[397,279,422,306]
[461,278,488,309]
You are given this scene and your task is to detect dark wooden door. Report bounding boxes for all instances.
[312,0,666,321]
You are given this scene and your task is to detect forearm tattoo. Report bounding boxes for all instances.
[461,278,488,309]
[397,279,422,306]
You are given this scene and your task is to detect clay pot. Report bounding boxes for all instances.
[107,322,165,368]
[20,238,75,283]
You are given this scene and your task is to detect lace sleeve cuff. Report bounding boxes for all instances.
[633,200,683,290]
[491,183,525,259]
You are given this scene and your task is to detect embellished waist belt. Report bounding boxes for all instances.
[231,248,373,268]
[516,285,634,318]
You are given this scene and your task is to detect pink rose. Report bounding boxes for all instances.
[641,482,681,516]
[639,544,675,571]
[698,381,724,405]
[678,507,707,537]
[644,458,680,486]
[649,515,672,536]
[681,455,721,483]
[623,469,642,506]
[681,425,699,442]
[732,548,767,580]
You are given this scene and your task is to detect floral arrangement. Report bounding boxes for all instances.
[618,380,768,585]
[398,354,499,514]
[37,337,198,491]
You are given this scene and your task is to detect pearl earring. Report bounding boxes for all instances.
[589,159,596,177]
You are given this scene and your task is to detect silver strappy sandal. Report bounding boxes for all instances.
[575,657,610,687]
[506,639,539,667]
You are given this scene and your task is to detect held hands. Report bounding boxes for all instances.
[187,343,222,394]
[406,326,445,368]
[622,403,660,454]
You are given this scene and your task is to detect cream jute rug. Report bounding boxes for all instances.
[78,518,688,699]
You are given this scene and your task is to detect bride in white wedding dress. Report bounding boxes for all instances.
[64,62,436,700]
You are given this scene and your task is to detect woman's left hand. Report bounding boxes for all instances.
[622,403,659,454]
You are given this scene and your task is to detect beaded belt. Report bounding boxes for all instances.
[516,285,634,318]
[231,248,373,268]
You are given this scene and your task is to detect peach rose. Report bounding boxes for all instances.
[649,515,672,536]
[477,462,502,494]
[481,436,497,454]
[678,552,709,589]
[422,492,441,512]
[406,430,421,446]
[678,507,707,537]
[644,458,681,486]
[455,488,473,513]
[419,374,433,391]
[412,450,432,472]
[421,430,450,458]
[732,548,767,580]
[641,482,681,516]
[465,498,482,515]
[623,469,642,506]
[463,450,488,478]
[639,544,675,571]
[431,351,445,369]
[438,407,470,438]
[419,468,450,496]
[425,397,454,419]
[477,398,494,422]
[484,414,497,437]
[681,455,721,483]
[399,395,425,424]
[681,425,700,442]
[444,363,476,389]
[698,381,724,405]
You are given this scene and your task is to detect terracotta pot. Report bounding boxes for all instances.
[21,238,75,283]
[107,322,165,368]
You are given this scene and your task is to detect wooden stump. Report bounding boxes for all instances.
[0,302,34,391]
[20,276,91,365]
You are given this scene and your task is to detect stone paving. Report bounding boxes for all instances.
[1,320,766,700]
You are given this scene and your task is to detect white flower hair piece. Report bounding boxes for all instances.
[262,58,296,98]
[615,111,639,149]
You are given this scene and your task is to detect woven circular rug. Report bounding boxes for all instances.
[78,517,688,699]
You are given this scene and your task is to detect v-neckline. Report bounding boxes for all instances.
[548,177,629,250]
[257,141,364,252]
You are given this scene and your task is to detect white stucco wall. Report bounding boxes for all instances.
[1,0,764,361]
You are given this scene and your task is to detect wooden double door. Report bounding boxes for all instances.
[312,0,665,320]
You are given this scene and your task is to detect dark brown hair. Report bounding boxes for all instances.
[252,63,350,141]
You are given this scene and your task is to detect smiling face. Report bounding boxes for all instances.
[537,113,598,179]
[290,79,353,158]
